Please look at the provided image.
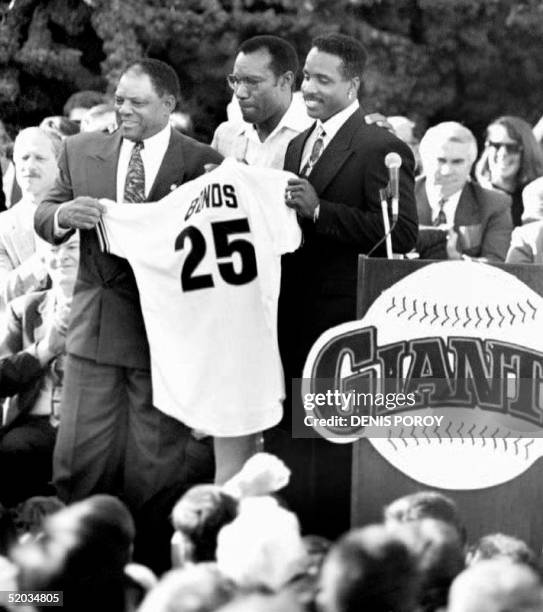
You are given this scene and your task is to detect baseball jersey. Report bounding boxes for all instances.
[97,158,301,436]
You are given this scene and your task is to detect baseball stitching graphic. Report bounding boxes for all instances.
[302,262,543,490]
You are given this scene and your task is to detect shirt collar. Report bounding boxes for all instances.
[425,182,464,223]
[122,123,171,151]
[239,95,314,142]
[317,99,359,141]
[276,97,312,132]
[18,195,38,208]
[425,182,463,208]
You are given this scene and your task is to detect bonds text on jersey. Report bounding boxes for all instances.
[185,183,238,222]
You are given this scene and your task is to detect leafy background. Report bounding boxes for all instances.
[1,0,542,143]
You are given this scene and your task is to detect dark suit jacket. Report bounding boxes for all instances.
[34,129,222,368]
[0,169,5,213]
[273,110,417,540]
[415,178,513,262]
[280,109,418,375]
[0,290,53,429]
[0,352,42,398]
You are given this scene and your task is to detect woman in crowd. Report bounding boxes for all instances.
[475,115,543,226]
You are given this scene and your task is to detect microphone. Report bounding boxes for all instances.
[384,152,402,222]
[366,153,403,259]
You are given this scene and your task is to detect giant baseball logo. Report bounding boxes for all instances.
[301,262,543,490]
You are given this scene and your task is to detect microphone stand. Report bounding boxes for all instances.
[382,190,393,260]
[367,187,397,259]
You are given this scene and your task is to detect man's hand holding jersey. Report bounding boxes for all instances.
[58,197,106,230]
[285,177,320,220]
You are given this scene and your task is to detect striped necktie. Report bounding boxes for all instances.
[124,141,145,203]
[433,198,447,226]
[301,128,326,177]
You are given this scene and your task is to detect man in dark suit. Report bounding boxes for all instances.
[34,59,222,513]
[271,34,417,536]
[415,121,512,262]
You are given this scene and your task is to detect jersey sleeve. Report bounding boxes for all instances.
[96,198,156,261]
[96,199,122,258]
[238,164,302,256]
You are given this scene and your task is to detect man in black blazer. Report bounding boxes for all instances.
[34,60,222,514]
[271,34,417,536]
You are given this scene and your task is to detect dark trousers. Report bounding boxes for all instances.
[0,415,56,506]
[270,289,355,538]
[53,354,214,512]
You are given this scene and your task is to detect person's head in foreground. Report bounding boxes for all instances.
[448,559,543,612]
[316,524,419,612]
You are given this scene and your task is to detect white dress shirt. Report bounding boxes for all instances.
[300,100,359,172]
[212,95,312,170]
[115,123,171,201]
[2,161,16,208]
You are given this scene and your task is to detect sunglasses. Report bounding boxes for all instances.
[485,140,523,155]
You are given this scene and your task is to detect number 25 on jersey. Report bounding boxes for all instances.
[175,218,257,291]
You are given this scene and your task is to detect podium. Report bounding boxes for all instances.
[347,257,543,550]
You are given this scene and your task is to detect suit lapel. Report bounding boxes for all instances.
[4,293,47,427]
[87,132,121,200]
[454,182,481,226]
[148,130,186,201]
[415,179,433,225]
[307,109,362,195]
[86,130,187,202]
[285,123,315,175]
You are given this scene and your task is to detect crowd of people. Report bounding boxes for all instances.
[0,29,542,610]
[1,463,543,612]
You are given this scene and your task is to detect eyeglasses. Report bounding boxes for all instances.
[485,140,523,155]
[226,74,267,91]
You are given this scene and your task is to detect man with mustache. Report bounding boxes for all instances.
[0,128,60,314]
[271,34,417,536]
[415,122,512,261]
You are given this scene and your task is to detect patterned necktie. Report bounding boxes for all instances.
[301,128,326,177]
[433,198,447,226]
[124,141,145,203]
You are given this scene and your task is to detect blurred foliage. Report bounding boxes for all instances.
[1,0,543,143]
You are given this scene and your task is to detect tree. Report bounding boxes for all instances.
[1,0,543,143]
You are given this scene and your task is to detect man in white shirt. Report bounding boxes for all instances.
[34,59,222,515]
[415,122,512,261]
[211,35,312,169]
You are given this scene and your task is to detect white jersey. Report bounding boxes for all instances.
[97,158,301,436]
